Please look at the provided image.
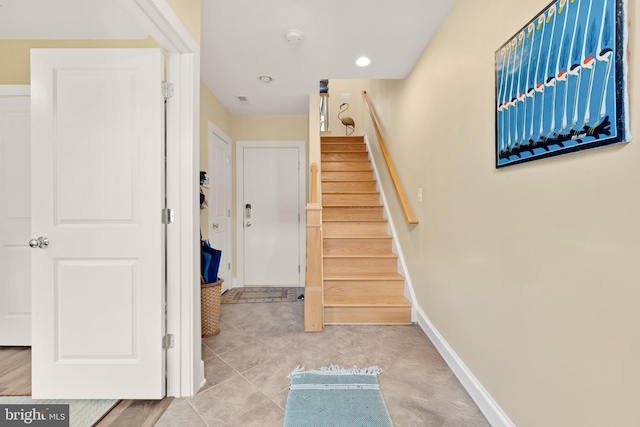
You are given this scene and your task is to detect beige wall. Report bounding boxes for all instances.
[362,1,640,426]
[231,114,309,142]
[165,0,201,45]
[0,38,160,84]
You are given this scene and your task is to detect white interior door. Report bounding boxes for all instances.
[30,49,164,399]
[208,127,231,292]
[0,96,31,346]
[240,144,304,287]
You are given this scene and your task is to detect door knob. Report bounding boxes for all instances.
[212,223,219,229]
[29,237,49,249]
[246,222,252,227]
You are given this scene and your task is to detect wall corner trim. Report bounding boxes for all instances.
[415,305,516,427]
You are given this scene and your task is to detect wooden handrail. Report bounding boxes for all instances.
[361,91,419,225]
[310,163,318,203]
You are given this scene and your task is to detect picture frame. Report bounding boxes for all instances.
[495,0,631,168]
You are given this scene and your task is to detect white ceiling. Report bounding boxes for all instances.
[201,0,456,115]
[0,0,148,40]
[0,0,456,115]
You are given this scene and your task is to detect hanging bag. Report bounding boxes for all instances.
[201,239,222,284]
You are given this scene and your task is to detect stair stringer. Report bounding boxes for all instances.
[363,134,418,322]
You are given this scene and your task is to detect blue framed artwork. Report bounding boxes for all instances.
[495,0,631,168]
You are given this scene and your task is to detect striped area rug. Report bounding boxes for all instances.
[283,365,393,427]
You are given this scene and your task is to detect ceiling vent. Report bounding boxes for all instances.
[235,95,250,104]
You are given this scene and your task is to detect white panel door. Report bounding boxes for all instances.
[31,49,164,399]
[0,97,31,346]
[243,147,301,286]
[208,130,231,292]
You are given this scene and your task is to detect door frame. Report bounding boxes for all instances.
[207,122,232,292]
[0,86,31,347]
[235,140,306,288]
[3,1,202,397]
[110,0,202,397]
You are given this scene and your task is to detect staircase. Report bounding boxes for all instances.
[320,135,411,324]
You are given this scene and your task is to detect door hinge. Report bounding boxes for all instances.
[228,209,231,217]
[162,81,174,99]
[228,262,231,270]
[162,208,175,224]
[298,265,301,273]
[162,334,175,349]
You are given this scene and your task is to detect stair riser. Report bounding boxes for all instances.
[321,171,373,181]
[321,136,364,144]
[323,206,383,220]
[323,193,379,205]
[323,221,387,236]
[321,143,366,151]
[323,238,392,255]
[322,161,371,171]
[324,307,411,324]
[321,152,369,161]
[322,181,377,192]
[320,135,364,142]
[324,257,398,273]
[324,281,404,298]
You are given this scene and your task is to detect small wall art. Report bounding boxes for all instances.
[495,0,631,168]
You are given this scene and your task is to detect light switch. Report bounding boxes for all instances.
[341,93,351,99]
[417,188,423,202]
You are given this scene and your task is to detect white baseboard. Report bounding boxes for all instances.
[415,305,515,427]
[197,360,206,392]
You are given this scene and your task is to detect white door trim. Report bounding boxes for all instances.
[235,140,306,288]
[0,86,30,97]
[209,121,232,145]
[208,122,232,292]
[119,0,201,397]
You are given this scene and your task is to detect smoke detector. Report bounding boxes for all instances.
[285,29,303,43]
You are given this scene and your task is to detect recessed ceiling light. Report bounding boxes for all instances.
[356,57,371,67]
[258,75,273,83]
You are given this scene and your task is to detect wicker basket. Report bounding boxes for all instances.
[201,277,223,337]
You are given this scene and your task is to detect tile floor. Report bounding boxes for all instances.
[155,300,490,427]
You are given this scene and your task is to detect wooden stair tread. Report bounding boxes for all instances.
[323,219,387,222]
[324,272,404,280]
[321,159,370,162]
[323,204,382,208]
[324,235,392,240]
[322,180,376,183]
[324,295,411,307]
[323,254,397,259]
[323,191,379,194]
